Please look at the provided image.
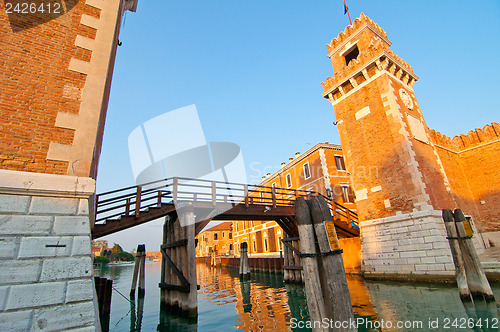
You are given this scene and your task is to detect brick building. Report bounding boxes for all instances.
[321,13,499,279]
[0,0,137,329]
[196,222,234,257]
[232,143,361,270]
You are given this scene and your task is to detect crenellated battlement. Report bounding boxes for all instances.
[326,13,389,54]
[429,123,500,152]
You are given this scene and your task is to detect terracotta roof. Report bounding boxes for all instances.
[205,222,232,232]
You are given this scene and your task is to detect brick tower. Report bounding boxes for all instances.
[322,14,458,280]
[0,0,137,329]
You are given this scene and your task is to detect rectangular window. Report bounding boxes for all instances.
[303,162,311,179]
[278,236,282,251]
[286,173,292,188]
[344,44,359,66]
[214,233,218,240]
[264,238,268,252]
[341,185,354,203]
[335,156,346,171]
[253,241,256,252]
[260,191,264,202]
[229,233,232,239]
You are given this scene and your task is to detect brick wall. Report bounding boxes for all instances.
[429,124,500,232]
[0,1,96,175]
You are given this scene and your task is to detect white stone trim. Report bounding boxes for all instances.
[355,106,370,120]
[80,14,100,29]
[361,209,441,228]
[86,0,104,10]
[0,169,95,197]
[68,58,91,74]
[75,35,95,51]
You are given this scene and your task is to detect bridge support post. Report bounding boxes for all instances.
[159,208,198,318]
[182,210,198,317]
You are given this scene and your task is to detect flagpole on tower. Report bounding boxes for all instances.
[343,0,352,25]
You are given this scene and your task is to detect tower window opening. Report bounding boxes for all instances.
[344,45,359,66]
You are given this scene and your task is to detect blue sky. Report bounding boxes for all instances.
[96,0,500,251]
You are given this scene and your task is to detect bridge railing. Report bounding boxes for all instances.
[94,177,314,224]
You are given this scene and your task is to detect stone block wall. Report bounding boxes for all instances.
[0,170,98,331]
[360,210,455,280]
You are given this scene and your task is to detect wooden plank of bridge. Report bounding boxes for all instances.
[181,209,198,317]
[295,197,327,331]
[442,209,471,302]
[454,209,495,302]
[160,218,170,304]
[292,239,301,282]
[309,196,355,330]
[179,222,188,311]
[282,235,289,282]
[171,217,180,308]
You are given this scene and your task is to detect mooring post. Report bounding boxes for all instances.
[131,244,146,296]
[442,209,471,302]
[138,244,146,295]
[295,197,327,331]
[309,196,355,330]
[239,242,250,277]
[454,209,495,302]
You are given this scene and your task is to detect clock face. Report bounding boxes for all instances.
[399,88,414,110]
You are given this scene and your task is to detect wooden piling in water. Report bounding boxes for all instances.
[454,209,495,302]
[442,209,471,301]
[309,196,355,330]
[239,242,250,276]
[131,244,146,296]
[295,197,327,331]
[283,235,290,282]
[158,208,198,317]
[183,210,198,317]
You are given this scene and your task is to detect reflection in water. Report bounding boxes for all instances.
[103,261,499,332]
[130,293,145,332]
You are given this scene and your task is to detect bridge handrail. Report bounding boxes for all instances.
[94,177,358,230]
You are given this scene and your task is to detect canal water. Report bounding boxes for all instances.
[100,262,500,331]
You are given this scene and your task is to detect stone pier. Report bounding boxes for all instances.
[0,170,98,331]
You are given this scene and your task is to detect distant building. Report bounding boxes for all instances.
[232,143,359,264]
[196,222,234,257]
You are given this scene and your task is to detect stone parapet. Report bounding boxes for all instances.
[0,171,98,331]
[360,210,456,280]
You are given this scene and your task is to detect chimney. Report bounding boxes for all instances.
[281,162,286,168]
[266,173,271,178]
[261,176,266,181]
[295,152,300,159]
[289,158,293,162]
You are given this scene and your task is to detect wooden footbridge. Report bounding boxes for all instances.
[92,177,359,239]
[91,177,359,317]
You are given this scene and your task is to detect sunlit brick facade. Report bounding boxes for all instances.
[322,13,499,279]
[232,143,357,258]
